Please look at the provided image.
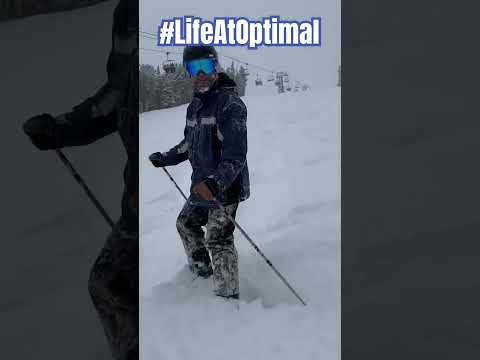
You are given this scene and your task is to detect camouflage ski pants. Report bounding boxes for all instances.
[88,218,139,360]
[176,199,239,298]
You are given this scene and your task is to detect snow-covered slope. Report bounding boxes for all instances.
[140,84,340,360]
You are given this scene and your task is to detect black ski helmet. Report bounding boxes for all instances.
[183,46,218,65]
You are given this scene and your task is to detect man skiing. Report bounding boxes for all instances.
[149,45,249,300]
[22,0,138,359]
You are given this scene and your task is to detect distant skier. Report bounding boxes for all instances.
[22,0,138,359]
[149,45,250,300]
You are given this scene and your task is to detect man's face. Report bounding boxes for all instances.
[192,71,218,93]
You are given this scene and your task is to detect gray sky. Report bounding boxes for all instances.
[140,0,340,88]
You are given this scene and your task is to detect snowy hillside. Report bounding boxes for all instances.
[139,82,341,360]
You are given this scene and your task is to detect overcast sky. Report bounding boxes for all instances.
[140,0,340,88]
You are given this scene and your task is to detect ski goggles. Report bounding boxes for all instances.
[184,58,216,76]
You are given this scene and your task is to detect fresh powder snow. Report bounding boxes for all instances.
[140,79,340,360]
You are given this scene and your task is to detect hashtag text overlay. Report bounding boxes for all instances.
[157,16,321,49]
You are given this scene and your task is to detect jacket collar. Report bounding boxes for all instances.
[193,72,237,103]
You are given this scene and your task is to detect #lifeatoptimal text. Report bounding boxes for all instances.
[158,16,321,49]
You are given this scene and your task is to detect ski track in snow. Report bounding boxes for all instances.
[140,81,340,360]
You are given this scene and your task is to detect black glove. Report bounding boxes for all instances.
[23,113,61,150]
[149,152,167,167]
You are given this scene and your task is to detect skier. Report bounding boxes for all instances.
[22,0,138,359]
[149,45,250,300]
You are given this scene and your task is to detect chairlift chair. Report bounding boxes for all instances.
[162,52,177,74]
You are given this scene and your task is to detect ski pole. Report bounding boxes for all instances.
[55,149,114,229]
[161,167,189,201]
[161,167,307,306]
[212,198,307,306]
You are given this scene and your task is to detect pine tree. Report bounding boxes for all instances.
[226,61,236,79]
[237,66,248,96]
[139,64,156,112]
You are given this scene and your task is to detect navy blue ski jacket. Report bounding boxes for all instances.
[161,72,250,207]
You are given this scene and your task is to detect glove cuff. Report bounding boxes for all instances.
[50,115,66,148]
[204,177,219,196]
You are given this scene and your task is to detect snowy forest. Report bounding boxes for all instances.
[139,61,249,113]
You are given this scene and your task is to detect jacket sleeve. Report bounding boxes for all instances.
[161,125,190,166]
[53,18,136,147]
[210,98,248,192]
[53,87,119,147]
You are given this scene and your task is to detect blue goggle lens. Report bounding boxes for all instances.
[185,58,216,76]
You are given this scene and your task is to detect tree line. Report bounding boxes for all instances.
[139,61,249,113]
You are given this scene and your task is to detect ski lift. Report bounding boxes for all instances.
[162,51,177,74]
[275,71,285,86]
[255,74,263,86]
